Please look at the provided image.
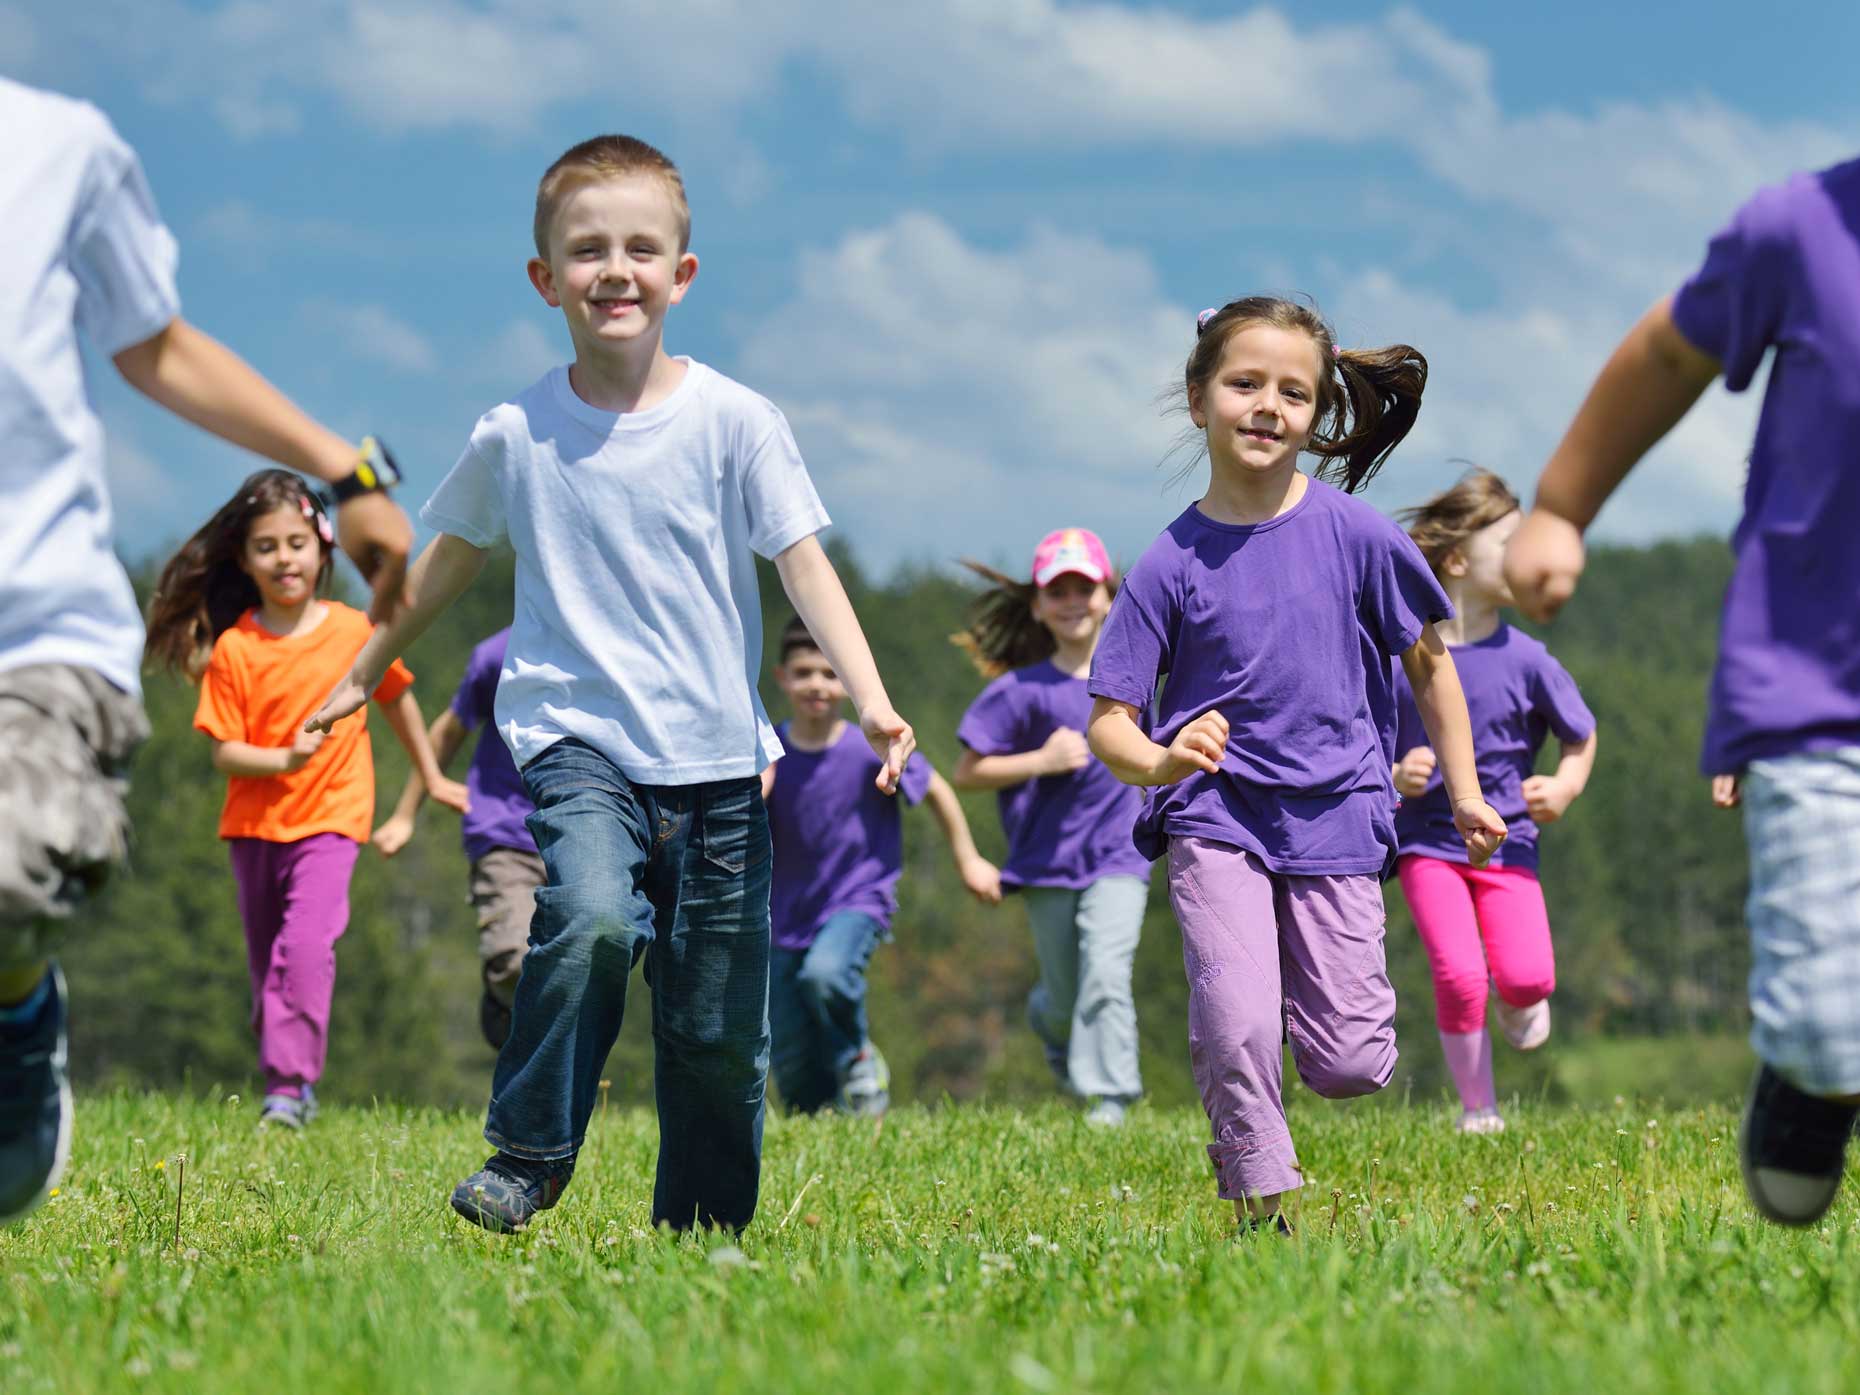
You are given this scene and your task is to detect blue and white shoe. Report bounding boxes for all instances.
[450,1152,574,1233]
[0,964,71,1225]
[258,1085,318,1131]
[838,1042,891,1118]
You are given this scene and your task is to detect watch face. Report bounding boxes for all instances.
[358,436,403,489]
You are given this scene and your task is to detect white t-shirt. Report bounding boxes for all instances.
[421,360,830,785]
[0,80,181,696]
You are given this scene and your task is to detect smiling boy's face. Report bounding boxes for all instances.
[528,174,697,362]
[775,647,847,721]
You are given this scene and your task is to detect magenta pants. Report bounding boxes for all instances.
[228,833,359,1095]
[1166,836,1397,1201]
[1396,854,1555,1034]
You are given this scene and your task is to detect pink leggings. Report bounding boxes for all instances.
[1396,855,1555,1034]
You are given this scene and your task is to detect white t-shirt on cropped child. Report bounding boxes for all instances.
[421,359,830,785]
[0,79,182,696]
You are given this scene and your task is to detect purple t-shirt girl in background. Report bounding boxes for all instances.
[957,664,1152,889]
[451,629,537,861]
[766,722,933,952]
[1392,625,1593,871]
[1088,479,1452,874]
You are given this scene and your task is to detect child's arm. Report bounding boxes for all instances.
[373,708,470,857]
[1521,730,1598,825]
[211,730,325,778]
[112,317,414,623]
[306,534,488,733]
[378,691,470,815]
[1400,628,1507,865]
[773,535,914,793]
[1392,745,1437,798]
[922,770,1003,905]
[1506,297,1721,622]
[759,763,777,802]
[1711,773,1742,809]
[1086,698,1227,787]
[951,729,1089,791]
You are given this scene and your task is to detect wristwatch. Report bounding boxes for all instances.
[329,436,403,503]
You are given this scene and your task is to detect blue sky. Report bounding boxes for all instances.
[8,0,1858,577]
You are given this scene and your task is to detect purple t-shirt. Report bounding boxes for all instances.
[767,721,933,950]
[451,629,538,861]
[1088,481,1452,875]
[957,662,1153,889]
[1670,156,1860,775]
[1392,624,1593,873]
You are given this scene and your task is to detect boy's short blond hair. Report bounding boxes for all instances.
[533,135,691,258]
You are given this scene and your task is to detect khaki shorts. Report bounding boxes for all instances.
[0,664,149,967]
[469,846,545,1004]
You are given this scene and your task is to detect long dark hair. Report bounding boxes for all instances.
[1396,466,1521,575]
[950,561,1119,679]
[1175,295,1428,493]
[145,469,334,680]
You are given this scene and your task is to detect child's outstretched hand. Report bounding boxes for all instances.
[1393,745,1436,798]
[284,726,327,771]
[1154,709,1228,786]
[861,704,916,795]
[1711,773,1742,809]
[960,854,1004,905]
[1453,796,1509,867]
[427,774,471,816]
[372,812,415,858]
[1503,509,1586,623]
[306,674,369,735]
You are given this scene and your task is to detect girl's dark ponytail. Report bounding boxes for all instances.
[951,561,1052,679]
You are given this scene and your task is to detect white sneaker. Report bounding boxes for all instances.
[1456,1107,1506,1135]
[1494,997,1550,1051]
[837,1043,891,1118]
[1085,1098,1127,1128]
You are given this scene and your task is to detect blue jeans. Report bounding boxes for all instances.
[769,911,886,1114]
[486,739,772,1232]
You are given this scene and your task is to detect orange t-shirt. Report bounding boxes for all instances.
[193,603,414,844]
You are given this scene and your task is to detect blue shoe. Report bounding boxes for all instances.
[1741,1065,1858,1227]
[450,1152,573,1233]
[0,965,70,1225]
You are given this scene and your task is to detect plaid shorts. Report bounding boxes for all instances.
[0,664,148,967]
[1745,746,1860,1094]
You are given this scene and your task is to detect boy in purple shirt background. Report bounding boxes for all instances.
[954,528,1153,1128]
[1508,155,1860,1228]
[376,627,542,1051]
[1389,470,1597,1135]
[764,618,1001,1116]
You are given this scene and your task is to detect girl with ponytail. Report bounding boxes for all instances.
[1085,297,1505,1233]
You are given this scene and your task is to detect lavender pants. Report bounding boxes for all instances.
[1166,836,1397,1200]
[229,834,360,1096]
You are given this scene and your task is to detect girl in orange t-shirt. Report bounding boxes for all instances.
[147,471,467,1129]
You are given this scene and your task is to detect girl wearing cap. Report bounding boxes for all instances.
[1085,298,1503,1232]
[952,529,1152,1127]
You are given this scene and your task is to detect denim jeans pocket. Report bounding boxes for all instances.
[701,780,771,876]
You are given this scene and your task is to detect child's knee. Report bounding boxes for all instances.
[1296,1033,1397,1099]
[1432,967,1488,1024]
[795,957,857,1013]
[1494,970,1555,1008]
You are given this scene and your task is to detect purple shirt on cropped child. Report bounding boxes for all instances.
[1391,624,1593,872]
[1088,480,1452,874]
[1670,156,1860,776]
[451,629,537,860]
[766,722,933,951]
[957,663,1151,888]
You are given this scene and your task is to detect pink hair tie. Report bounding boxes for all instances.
[1331,343,1341,359]
[1196,307,1218,335]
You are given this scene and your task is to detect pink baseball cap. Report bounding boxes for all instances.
[1031,527,1111,588]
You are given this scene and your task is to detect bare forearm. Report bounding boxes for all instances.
[773,537,892,717]
[1553,731,1598,798]
[925,774,984,865]
[1402,642,1482,807]
[352,536,487,687]
[380,691,448,789]
[1087,701,1168,786]
[953,750,1049,791]
[1536,298,1720,530]
[112,319,356,483]
[212,741,292,777]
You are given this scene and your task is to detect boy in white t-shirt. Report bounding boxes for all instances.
[0,78,416,1226]
[309,135,915,1235]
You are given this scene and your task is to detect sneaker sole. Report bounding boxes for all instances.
[449,1187,526,1234]
[1739,1069,1843,1227]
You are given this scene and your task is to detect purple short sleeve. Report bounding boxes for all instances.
[1671,190,1788,392]
[1088,563,1173,712]
[1532,652,1595,744]
[1360,522,1453,657]
[900,750,933,806]
[450,632,505,733]
[957,677,1027,757]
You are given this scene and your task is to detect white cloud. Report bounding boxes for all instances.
[302,302,438,374]
[476,318,562,385]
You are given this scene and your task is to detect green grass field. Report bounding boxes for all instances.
[5,1090,1858,1394]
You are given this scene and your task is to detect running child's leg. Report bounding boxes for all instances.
[484,740,657,1166]
[1396,855,1497,1111]
[1022,886,1083,1088]
[769,943,836,1114]
[260,833,359,1097]
[1067,875,1146,1104]
[468,848,544,1050]
[1278,872,1398,1100]
[229,840,285,1043]
[1469,865,1555,1050]
[649,777,772,1233]
[794,910,885,1076]
[1165,837,1302,1203]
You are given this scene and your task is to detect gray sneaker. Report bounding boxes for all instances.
[1740,1064,1858,1227]
[258,1085,318,1131]
[0,964,70,1225]
[838,1043,891,1118]
[1085,1098,1128,1128]
[450,1152,574,1233]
